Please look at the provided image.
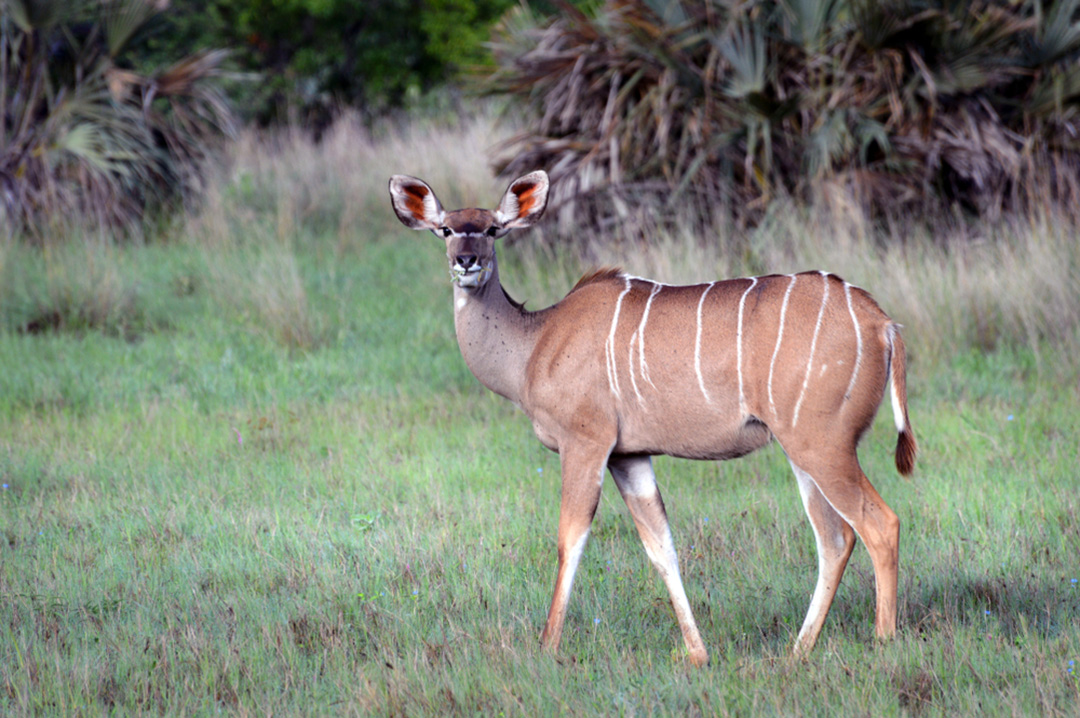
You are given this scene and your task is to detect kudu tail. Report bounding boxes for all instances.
[887,324,917,476]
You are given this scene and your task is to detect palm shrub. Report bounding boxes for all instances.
[0,0,234,237]
[488,0,1080,230]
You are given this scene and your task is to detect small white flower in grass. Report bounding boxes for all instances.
[1007,414,1014,421]
[1,483,7,489]
[537,467,543,474]
[594,618,601,625]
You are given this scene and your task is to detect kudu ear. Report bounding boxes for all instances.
[389,175,446,231]
[495,170,549,229]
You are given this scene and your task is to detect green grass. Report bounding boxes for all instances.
[2,114,1079,715]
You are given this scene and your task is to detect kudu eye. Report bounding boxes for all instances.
[440,226,452,237]
[486,226,499,237]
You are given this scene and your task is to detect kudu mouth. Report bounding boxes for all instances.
[449,261,492,288]
[449,251,492,288]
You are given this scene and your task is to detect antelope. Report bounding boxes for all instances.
[389,170,916,666]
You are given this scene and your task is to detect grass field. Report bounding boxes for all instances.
[2,112,1079,715]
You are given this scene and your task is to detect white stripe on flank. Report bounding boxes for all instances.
[792,272,830,428]
[627,329,645,405]
[695,282,717,403]
[736,277,758,411]
[636,282,662,389]
[843,282,863,399]
[605,277,633,399]
[768,274,798,417]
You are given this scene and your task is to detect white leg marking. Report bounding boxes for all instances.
[605,277,632,399]
[695,282,716,403]
[789,460,852,647]
[555,530,591,607]
[736,277,758,412]
[792,272,830,428]
[791,462,830,642]
[843,282,863,399]
[788,458,859,534]
[611,457,658,499]
[768,274,798,418]
[636,283,662,389]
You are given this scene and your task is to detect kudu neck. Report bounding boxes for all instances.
[452,259,537,406]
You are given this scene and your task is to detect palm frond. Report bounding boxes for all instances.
[1026,0,1080,66]
[489,0,1080,229]
[3,0,72,32]
[0,0,234,236]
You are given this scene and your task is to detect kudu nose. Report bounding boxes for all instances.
[455,253,479,269]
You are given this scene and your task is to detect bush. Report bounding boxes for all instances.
[137,0,521,128]
[0,0,234,237]
[488,0,1080,229]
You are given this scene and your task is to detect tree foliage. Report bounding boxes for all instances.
[139,0,520,126]
[0,0,234,236]
[489,0,1080,227]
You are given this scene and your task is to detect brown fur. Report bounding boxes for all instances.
[570,266,623,292]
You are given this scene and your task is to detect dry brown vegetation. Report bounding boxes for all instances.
[488,0,1080,230]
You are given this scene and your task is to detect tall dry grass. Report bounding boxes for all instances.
[172,107,520,349]
[188,107,518,249]
[183,105,1079,370]
[15,104,1068,368]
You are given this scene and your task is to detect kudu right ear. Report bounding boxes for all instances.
[389,175,446,231]
[496,171,549,229]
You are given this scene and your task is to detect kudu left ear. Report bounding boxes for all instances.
[389,175,446,231]
[495,171,549,229]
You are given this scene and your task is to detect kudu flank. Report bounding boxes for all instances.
[389,170,917,665]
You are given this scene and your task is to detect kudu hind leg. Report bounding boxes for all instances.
[789,461,856,655]
[789,452,900,644]
[540,441,610,654]
[609,456,709,666]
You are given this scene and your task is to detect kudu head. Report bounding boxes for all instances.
[388,171,550,290]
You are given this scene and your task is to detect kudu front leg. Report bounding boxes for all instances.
[539,441,610,654]
[609,456,709,666]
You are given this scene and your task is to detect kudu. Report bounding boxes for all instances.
[389,170,916,665]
